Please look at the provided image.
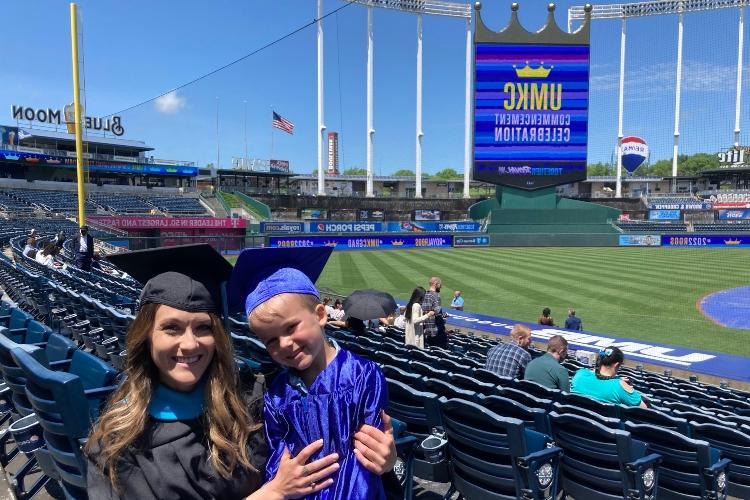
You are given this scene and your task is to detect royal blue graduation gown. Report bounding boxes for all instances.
[264,348,388,499]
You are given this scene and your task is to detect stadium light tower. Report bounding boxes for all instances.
[570,0,748,193]
[344,0,472,198]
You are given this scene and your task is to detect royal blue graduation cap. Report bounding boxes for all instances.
[107,244,232,314]
[228,245,333,316]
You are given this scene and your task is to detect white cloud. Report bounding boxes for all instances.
[154,91,186,114]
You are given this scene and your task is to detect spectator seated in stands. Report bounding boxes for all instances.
[34,242,60,268]
[331,300,345,321]
[393,306,407,330]
[571,346,647,408]
[485,324,532,379]
[524,335,570,392]
[538,307,554,326]
[564,308,582,331]
[323,297,335,319]
[22,236,36,258]
[230,245,397,500]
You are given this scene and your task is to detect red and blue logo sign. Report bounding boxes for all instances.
[621,136,648,173]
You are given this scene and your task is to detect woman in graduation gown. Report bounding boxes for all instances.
[85,245,344,499]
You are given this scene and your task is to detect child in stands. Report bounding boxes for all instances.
[230,246,395,499]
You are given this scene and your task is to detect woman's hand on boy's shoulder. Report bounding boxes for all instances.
[254,440,340,500]
[353,410,397,475]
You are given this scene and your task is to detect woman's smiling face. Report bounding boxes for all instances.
[149,304,216,392]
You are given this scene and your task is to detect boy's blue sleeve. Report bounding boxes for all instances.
[263,392,287,482]
[361,363,388,430]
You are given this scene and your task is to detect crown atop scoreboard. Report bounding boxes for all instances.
[474,2,593,45]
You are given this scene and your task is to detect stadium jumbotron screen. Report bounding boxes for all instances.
[473,43,589,190]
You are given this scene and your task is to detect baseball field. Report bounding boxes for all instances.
[280,247,750,357]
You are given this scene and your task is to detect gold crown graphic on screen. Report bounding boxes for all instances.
[391,240,405,246]
[513,61,553,78]
[724,239,741,245]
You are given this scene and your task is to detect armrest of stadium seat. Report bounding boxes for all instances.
[30,342,48,349]
[84,385,118,400]
[73,320,91,329]
[50,308,67,315]
[516,445,563,499]
[48,359,72,371]
[703,457,732,497]
[625,453,662,497]
[0,315,11,326]
[62,314,77,322]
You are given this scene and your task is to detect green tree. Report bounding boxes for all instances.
[586,162,611,176]
[344,168,367,175]
[432,168,462,180]
[392,169,414,176]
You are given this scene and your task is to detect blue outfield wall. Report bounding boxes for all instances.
[441,308,750,383]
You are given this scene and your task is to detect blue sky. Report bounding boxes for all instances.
[1,1,748,174]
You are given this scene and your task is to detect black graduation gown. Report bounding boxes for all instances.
[86,418,267,500]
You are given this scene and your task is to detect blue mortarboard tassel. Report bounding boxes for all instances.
[245,267,320,316]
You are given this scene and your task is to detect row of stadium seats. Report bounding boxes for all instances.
[693,222,750,232]
[616,221,688,232]
[0,189,207,216]
[0,235,748,498]
[702,190,750,203]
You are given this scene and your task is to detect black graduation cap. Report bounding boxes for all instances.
[228,245,333,315]
[106,244,232,314]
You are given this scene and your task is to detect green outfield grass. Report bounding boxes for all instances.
[232,247,750,357]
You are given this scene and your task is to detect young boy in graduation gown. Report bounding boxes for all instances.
[229,246,389,500]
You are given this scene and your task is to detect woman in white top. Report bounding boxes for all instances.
[404,286,434,349]
[35,243,58,267]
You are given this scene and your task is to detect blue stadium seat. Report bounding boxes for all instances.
[479,395,550,435]
[381,364,423,388]
[691,423,750,499]
[624,421,731,499]
[561,392,620,419]
[498,387,553,411]
[551,402,622,430]
[474,368,516,387]
[422,378,477,402]
[440,398,562,500]
[619,406,690,435]
[515,379,561,401]
[448,372,499,396]
[11,348,117,499]
[550,411,662,499]
[386,379,443,482]
[0,308,34,343]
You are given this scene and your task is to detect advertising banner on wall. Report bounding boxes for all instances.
[454,236,491,247]
[647,201,711,210]
[649,210,681,220]
[308,222,384,233]
[718,209,750,220]
[414,210,441,221]
[619,235,662,246]
[388,221,482,232]
[472,5,592,190]
[260,222,304,233]
[661,235,750,247]
[269,235,453,251]
[88,216,246,230]
[269,159,290,173]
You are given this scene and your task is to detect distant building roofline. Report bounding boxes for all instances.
[6,125,154,152]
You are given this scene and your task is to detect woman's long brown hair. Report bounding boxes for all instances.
[85,303,262,489]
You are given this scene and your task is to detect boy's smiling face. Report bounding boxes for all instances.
[250,293,328,371]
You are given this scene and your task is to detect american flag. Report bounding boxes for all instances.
[272,111,294,135]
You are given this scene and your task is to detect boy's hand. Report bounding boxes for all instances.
[353,410,397,474]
